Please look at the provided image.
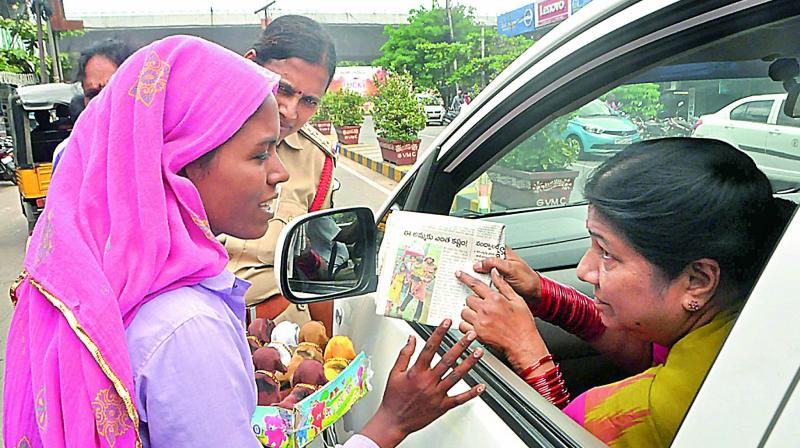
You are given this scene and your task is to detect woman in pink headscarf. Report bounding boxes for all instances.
[4,35,287,448]
[4,35,486,448]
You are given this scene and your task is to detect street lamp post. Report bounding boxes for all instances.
[445,0,458,94]
[254,1,276,27]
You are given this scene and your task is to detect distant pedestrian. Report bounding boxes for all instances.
[450,92,463,111]
[52,39,134,171]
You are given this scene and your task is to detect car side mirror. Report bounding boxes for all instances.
[275,206,378,304]
[769,58,800,118]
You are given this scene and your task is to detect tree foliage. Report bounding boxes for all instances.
[454,28,533,93]
[374,3,534,100]
[326,89,366,127]
[371,72,427,142]
[603,83,663,120]
[0,15,76,78]
[496,114,579,172]
[374,3,477,99]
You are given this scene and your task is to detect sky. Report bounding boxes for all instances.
[61,0,531,17]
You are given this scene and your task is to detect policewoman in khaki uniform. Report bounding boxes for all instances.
[223,15,338,335]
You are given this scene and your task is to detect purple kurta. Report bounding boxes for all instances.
[126,270,378,448]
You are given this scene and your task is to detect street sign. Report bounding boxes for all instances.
[497,3,536,38]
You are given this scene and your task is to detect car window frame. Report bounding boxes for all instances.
[736,99,774,123]
[776,100,800,128]
[378,1,800,446]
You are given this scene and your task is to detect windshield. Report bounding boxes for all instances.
[577,100,614,117]
[416,94,441,106]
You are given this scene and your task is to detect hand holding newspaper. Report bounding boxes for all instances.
[375,211,506,326]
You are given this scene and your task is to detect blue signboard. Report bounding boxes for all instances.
[572,0,593,11]
[497,3,536,37]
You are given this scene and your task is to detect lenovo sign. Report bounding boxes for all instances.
[536,0,571,27]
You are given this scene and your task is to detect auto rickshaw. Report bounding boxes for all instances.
[8,82,80,232]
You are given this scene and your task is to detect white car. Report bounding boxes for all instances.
[416,93,446,126]
[279,1,800,446]
[693,93,800,190]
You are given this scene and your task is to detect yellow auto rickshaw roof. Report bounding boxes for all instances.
[15,83,81,111]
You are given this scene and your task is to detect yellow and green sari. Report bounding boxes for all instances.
[563,310,738,447]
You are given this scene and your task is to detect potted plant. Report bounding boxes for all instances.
[371,72,427,165]
[328,89,366,145]
[310,94,334,135]
[488,115,580,209]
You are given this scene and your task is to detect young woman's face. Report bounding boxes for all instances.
[576,207,690,343]
[185,96,288,240]
[261,57,329,141]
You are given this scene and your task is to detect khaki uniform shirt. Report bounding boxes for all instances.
[223,124,336,305]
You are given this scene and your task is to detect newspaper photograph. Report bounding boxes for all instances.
[376,211,506,326]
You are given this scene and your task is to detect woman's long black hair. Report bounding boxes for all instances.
[584,138,795,300]
[250,15,337,86]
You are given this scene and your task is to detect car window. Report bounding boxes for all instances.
[776,102,800,128]
[730,100,772,123]
[426,7,800,448]
[450,78,799,218]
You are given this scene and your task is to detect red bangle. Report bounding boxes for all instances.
[531,274,606,342]
[518,354,554,380]
[525,363,571,409]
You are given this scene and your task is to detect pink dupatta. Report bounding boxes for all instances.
[4,36,279,448]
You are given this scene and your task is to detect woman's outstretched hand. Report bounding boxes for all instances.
[359,319,485,447]
[457,268,551,374]
[472,246,541,304]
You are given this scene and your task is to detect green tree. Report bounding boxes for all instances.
[374,3,478,99]
[372,72,427,142]
[0,15,77,78]
[326,89,366,127]
[453,28,534,90]
[375,4,535,100]
[0,16,39,73]
[603,83,663,120]
[497,113,579,172]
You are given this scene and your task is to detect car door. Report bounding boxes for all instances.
[335,1,800,446]
[725,99,772,151]
[763,100,800,190]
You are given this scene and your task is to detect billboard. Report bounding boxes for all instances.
[536,0,571,27]
[328,66,385,96]
[497,3,536,37]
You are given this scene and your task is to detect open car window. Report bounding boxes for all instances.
[451,67,800,218]
[451,81,800,223]
[435,8,800,448]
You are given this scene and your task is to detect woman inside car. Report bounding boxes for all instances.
[457,138,794,447]
[5,36,483,448]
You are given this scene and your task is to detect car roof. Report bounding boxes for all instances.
[732,93,787,102]
[15,83,81,110]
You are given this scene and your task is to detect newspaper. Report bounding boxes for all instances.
[375,211,506,326]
